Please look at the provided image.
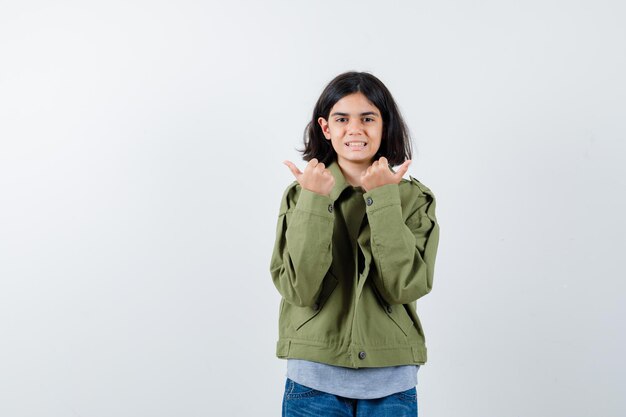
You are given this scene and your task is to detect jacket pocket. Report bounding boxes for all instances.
[370,283,415,337]
[295,270,339,331]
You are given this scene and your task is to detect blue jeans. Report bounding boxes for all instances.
[282,378,418,417]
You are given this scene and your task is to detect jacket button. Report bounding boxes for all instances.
[312,302,320,311]
[386,305,393,313]
[328,204,333,213]
[358,351,366,360]
[365,197,373,206]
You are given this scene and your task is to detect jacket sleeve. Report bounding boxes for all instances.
[269,184,335,307]
[363,179,440,305]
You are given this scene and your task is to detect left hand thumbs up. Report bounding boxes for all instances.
[360,157,411,192]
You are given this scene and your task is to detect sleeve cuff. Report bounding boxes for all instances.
[363,183,401,212]
[295,188,335,219]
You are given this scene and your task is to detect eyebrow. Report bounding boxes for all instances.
[330,111,380,117]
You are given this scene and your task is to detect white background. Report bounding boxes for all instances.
[1,1,625,416]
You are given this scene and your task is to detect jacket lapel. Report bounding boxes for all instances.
[327,159,373,288]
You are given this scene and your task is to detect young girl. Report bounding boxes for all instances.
[270,71,440,416]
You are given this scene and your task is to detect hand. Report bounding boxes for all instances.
[283,158,335,196]
[360,157,411,192]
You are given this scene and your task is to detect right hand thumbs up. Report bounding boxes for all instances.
[283,158,335,197]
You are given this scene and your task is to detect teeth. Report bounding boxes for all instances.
[347,142,366,146]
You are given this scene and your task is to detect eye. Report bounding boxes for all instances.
[363,117,374,122]
[336,117,348,123]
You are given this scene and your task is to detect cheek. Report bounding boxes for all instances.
[330,126,345,138]
[368,125,383,139]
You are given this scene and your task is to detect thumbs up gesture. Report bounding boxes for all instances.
[361,157,411,192]
[283,158,335,197]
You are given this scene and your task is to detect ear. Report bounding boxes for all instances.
[317,117,331,139]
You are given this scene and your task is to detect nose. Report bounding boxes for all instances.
[347,118,364,134]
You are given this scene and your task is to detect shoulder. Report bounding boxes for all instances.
[277,180,302,215]
[399,175,436,201]
[399,176,438,221]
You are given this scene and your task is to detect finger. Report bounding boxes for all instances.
[283,160,302,178]
[379,156,388,166]
[303,158,319,175]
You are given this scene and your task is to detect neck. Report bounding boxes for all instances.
[337,158,373,187]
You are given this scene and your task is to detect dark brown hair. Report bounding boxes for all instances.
[299,71,412,166]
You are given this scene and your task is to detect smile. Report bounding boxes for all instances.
[345,142,367,149]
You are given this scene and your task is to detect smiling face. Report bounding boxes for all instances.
[318,92,383,167]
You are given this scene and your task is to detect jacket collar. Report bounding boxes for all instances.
[327,159,352,202]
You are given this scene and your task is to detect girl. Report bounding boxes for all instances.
[270,71,440,416]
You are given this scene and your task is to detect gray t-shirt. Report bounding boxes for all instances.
[286,359,419,400]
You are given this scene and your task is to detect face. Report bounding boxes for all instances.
[318,92,383,166]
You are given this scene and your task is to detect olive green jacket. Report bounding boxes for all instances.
[269,159,440,368]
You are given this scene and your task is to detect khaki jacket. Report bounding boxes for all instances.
[270,158,440,368]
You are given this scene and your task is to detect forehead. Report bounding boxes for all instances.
[331,92,380,114]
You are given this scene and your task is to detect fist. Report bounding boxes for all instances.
[360,157,411,192]
[283,158,335,196]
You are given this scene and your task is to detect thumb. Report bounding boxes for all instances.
[283,160,302,179]
[394,160,411,179]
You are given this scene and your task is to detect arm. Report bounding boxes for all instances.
[269,185,335,307]
[364,180,440,305]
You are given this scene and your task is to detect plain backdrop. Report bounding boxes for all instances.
[1,1,625,416]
